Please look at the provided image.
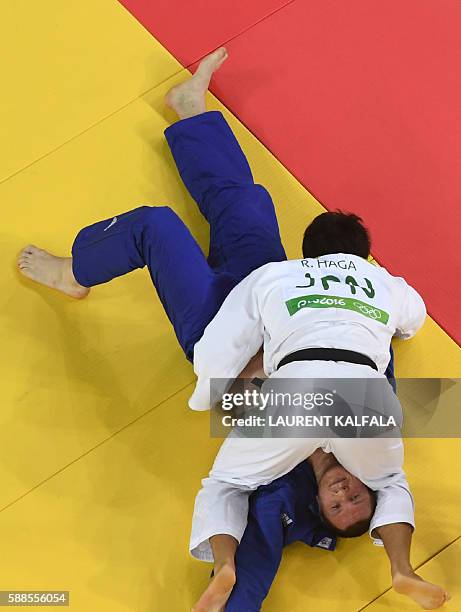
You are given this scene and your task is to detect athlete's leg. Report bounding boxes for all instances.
[192,535,237,612]
[19,206,234,361]
[165,51,286,284]
[190,478,253,612]
[17,246,89,299]
[377,523,450,610]
[18,49,283,361]
[74,206,238,360]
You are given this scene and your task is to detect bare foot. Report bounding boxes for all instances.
[165,47,228,120]
[18,245,90,299]
[393,571,451,609]
[192,564,236,612]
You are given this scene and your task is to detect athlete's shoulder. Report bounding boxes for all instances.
[350,255,399,279]
[251,259,296,276]
[371,260,411,287]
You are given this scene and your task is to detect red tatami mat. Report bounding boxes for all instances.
[119,0,294,65]
[120,0,461,345]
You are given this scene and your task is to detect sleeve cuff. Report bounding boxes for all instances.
[370,517,415,546]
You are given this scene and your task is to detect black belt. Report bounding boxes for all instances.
[276,348,378,371]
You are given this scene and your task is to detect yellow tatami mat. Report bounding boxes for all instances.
[0,0,181,183]
[0,385,458,611]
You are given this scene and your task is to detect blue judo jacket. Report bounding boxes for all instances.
[225,460,336,611]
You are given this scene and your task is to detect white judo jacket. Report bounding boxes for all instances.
[191,253,425,410]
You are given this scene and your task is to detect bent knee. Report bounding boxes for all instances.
[136,205,176,222]
[135,205,184,233]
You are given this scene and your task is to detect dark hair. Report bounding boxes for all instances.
[302,211,371,259]
[320,489,377,538]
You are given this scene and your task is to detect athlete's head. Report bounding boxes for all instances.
[302,211,371,259]
[317,464,376,537]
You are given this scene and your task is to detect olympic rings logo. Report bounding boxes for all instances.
[352,302,382,319]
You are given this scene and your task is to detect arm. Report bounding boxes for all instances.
[189,268,266,410]
[395,281,426,339]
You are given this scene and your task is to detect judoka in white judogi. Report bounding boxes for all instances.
[188,253,426,561]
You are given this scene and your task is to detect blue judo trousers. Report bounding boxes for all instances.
[70,111,396,611]
[72,111,286,361]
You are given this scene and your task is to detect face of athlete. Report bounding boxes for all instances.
[317,465,373,531]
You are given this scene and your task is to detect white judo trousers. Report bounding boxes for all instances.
[188,254,426,561]
[190,361,412,561]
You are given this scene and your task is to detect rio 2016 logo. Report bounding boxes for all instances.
[297,297,346,308]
